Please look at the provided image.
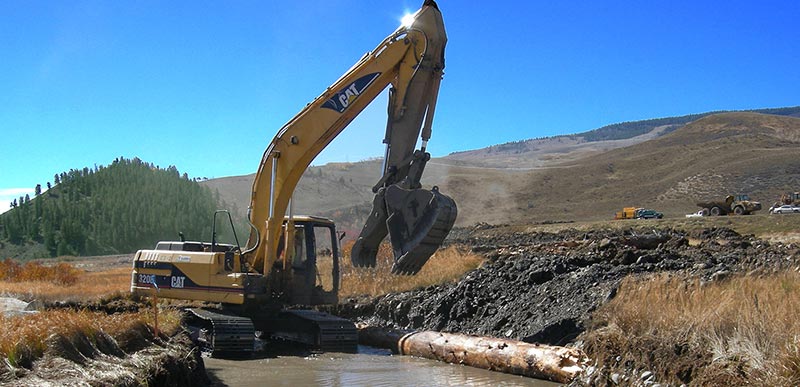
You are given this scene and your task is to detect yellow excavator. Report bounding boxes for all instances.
[131,0,456,355]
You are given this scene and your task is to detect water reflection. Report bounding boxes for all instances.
[205,346,558,387]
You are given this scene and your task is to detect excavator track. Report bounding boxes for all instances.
[256,309,359,353]
[185,308,255,357]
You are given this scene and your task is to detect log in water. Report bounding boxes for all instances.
[358,326,586,384]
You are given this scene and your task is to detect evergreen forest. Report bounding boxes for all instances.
[1,157,236,258]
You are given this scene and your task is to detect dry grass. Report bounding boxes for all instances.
[1,259,179,369]
[0,264,131,302]
[335,241,484,298]
[584,271,800,386]
[0,258,82,285]
[0,308,181,368]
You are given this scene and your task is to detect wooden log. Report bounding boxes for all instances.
[357,325,408,353]
[358,326,586,383]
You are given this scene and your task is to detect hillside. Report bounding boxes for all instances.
[205,110,800,232]
[437,124,673,169]
[496,112,800,223]
[443,106,800,169]
[579,105,800,141]
[0,158,226,260]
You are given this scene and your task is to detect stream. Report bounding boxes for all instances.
[204,346,558,386]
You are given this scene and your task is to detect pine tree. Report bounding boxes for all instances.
[0,157,227,257]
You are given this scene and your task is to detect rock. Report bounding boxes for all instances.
[710,270,730,282]
[0,297,36,317]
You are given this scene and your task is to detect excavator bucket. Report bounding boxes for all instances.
[385,185,457,274]
[351,185,457,275]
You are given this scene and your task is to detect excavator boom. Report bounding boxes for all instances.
[245,0,456,276]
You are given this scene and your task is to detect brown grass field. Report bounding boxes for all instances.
[0,259,179,367]
[584,271,800,386]
[0,258,131,302]
[0,308,181,368]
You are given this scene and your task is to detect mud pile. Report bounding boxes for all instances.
[342,225,799,345]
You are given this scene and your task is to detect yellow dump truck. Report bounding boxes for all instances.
[614,207,640,220]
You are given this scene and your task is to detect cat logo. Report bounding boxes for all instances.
[322,72,381,113]
[171,276,186,288]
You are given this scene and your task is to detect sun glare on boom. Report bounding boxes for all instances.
[401,13,415,28]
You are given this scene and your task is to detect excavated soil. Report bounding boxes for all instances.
[339,223,799,348]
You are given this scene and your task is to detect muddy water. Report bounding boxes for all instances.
[205,346,558,387]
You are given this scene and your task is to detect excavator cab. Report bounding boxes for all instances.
[273,216,341,306]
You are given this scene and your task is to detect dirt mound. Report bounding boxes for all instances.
[341,226,798,346]
[689,226,745,240]
[45,295,143,314]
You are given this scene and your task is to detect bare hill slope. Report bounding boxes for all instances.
[441,106,800,169]
[439,125,673,169]
[203,112,800,231]
[491,112,800,223]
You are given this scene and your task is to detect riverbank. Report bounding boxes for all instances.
[0,259,208,386]
[0,309,206,386]
[339,223,800,385]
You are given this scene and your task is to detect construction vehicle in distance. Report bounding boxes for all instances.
[780,192,800,206]
[614,207,639,220]
[614,207,663,220]
[131,0,456,356]
[768,192,800,214]
[696,194,761,216]
[635,208,663,219]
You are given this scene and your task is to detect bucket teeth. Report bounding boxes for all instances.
[351,189,389,268]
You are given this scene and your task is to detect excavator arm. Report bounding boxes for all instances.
[245,0,456,276]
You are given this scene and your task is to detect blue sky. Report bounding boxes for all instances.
[1,0,798,212]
